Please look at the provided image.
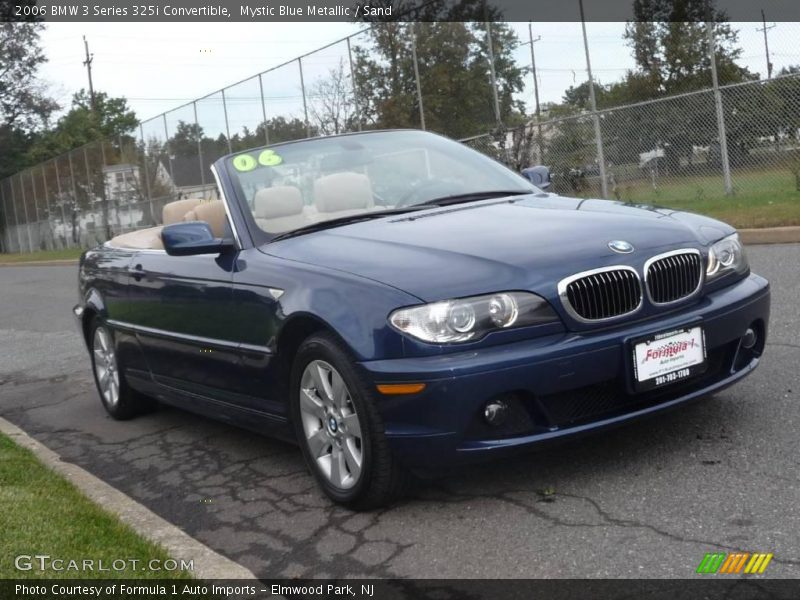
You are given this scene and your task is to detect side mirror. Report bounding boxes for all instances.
[521,165,552,190]
[162,221,234,256]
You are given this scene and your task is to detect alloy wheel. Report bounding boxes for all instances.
[93,326,120,407]
[299,359,363,489]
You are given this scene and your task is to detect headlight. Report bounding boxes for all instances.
[389,292,558,343]
[706,233,748,282]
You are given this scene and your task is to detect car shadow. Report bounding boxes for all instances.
[404,393,736,505]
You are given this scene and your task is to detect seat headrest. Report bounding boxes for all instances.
[183,200,228,238]
[313,172,373,213]
[254,186,304,219]
[163,198,202,225]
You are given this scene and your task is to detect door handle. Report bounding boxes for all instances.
[130,263,144,281]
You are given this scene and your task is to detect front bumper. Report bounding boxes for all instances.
[360,273,770,468]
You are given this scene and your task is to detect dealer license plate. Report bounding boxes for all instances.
[632,326,706,392]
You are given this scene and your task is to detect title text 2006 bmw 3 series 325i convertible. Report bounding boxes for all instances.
[74,130,770,508]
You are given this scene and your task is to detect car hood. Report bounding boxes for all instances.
[264,194,734,302]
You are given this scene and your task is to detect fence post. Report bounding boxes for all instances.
[139,123,154,225]
[221,90,233,153]
[298,57,311,138]
[346,36,362,132]
[30,170,41,250]
[707,21,734,196]
[257,74,270,144]
[579,0,608,198]
[410,23,426,130]
[39,166,55,250]
[54,159,69,248]
[0,182,8,253]
[67,151,80,245]
[83,146,96,245]
[19,174,34,252]
[99,141,113,240]
[119,135,134,230]
[9,178,23,252]
[162,113,176,182]
[192,102,207,194]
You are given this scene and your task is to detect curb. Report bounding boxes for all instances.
[739,226,800,245]
[0,416,257,581]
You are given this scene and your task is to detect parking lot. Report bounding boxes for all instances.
[1,244,798,579]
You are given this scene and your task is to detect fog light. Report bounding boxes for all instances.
[742,327,757,349]
[484,398,509,427]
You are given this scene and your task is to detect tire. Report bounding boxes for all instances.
[89,317,154,420]
[290,332,410,509]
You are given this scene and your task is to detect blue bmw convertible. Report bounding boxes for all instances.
[74,130,770,508]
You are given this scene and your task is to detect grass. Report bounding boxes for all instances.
[611,167,800,229]
[0,247,84,263]
[0,432,192,579]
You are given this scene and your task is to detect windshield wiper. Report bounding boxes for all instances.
[269,191,533,242]
[270,205,432,242]
[416,189,532,207]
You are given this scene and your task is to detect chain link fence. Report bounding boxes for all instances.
[2,22,799,253]
[464,72,800,206]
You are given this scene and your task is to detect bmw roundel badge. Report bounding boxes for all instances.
[608,240,634,254]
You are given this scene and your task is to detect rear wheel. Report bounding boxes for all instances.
[89,317,153,420]
[290,333,409,509]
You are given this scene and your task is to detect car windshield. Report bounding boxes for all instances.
[224,130,539,237]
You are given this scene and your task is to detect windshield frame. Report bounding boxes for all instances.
[221,129,540,245]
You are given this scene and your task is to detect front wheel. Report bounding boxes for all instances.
[89,318,154,420]
[290,333,409,509]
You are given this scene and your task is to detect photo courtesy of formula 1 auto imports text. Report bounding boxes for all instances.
[1,0,800,598]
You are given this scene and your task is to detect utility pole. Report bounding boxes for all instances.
[579,0,608,198]
[485,21,502,127]
[82,35,96,110]
[524,23,544,164]
[526,23,542,121]
[757,10,775,80]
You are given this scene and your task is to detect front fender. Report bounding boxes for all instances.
[235,248,421,361]
[278,281,415,360]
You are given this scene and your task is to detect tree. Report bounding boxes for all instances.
[623,1,754,96]
[27,90,138,162]
[167,121,204,158]
[258,116,314,144]
[544,1,759,178]
[0,20,58,178]
[353,20,525,139]
[23,90,137,240]
[309,59,356,136]
[0,22,56,131]
[558,80,612,114]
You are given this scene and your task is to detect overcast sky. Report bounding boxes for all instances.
[38,21,800,132]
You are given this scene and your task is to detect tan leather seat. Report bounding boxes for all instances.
[163,198,202,225]
[313,172,374,218]
[110,198,206,250]
[254,186,314,233]
[183,200,228,238]
[109,226,164,250]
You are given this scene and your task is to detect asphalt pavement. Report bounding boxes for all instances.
[0,245,798,578]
